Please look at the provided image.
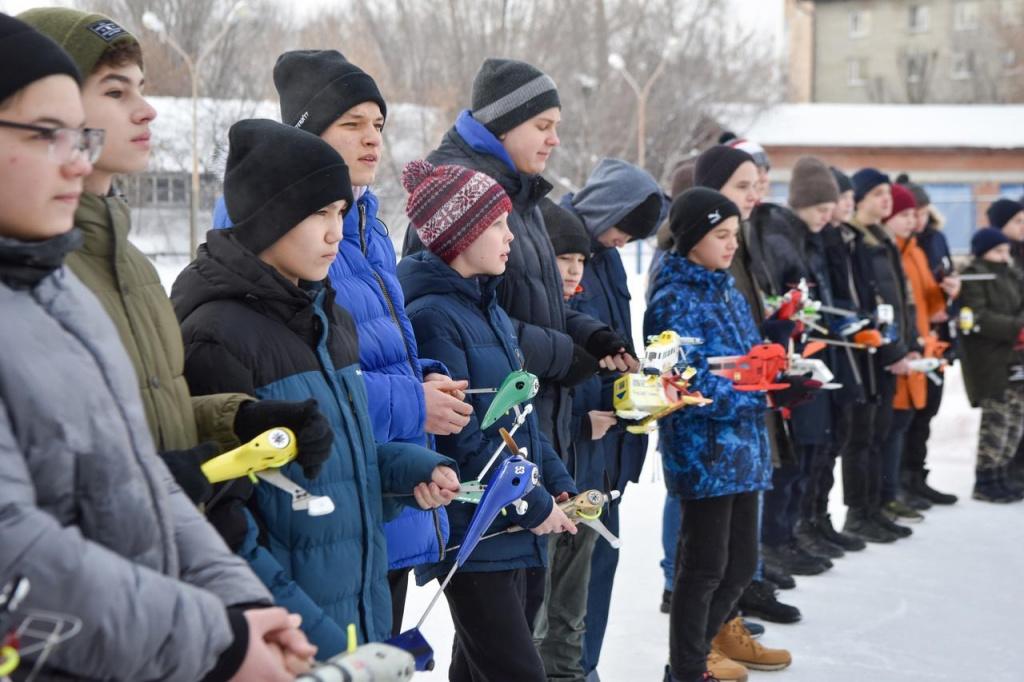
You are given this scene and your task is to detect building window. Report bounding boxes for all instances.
[951,50,976,79]
[953,1,980,30]
[908,4,930,32]
[849,9,870,38]
[1001,0,1023,24]
[848,57,868,86]
[1004,49,1019,71]
[906,53,929,83]
[140,174,188,206]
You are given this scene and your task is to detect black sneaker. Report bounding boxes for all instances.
[812,513,866,552]
[843,508,897,543]
[738,580,801,624]
[660,589,672,614]
[908,469,958,505]
[882,499,924,524]
[872,509,912,538]
[999,467,1024,501]
[764,542,829,576]
[762,563,795,590]
[795,520,844,559]
[973,478,1019,503]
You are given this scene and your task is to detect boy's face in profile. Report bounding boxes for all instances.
[450,212,514,277]
[258,199,347,284]
[81,62,155,177]
[597,227,632,249]
[982,243,1012,264]
[556,252,585,300]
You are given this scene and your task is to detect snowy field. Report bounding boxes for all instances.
[149,240,1024,681]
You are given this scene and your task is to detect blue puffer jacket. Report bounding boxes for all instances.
[644,252,772,500]
[172,230,453,655]
[212,191,448,570]
[398,251,577,584]
[562,159,669,492]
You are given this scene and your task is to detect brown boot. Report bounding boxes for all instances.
[707,648,749,681]
[712,617,792,671]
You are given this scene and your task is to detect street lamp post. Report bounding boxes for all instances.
[608,39,679,170]
[143,3,246,259]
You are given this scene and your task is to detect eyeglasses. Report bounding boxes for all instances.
[0,120,105,164]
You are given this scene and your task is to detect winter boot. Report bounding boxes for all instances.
[812,513,866,551]
[872,508,913,537]
[842,507,897,543]
[762,564,795,590]
[763,542,829,576]
[898,474,933,509]
[661,589,672,614]
[882,498,924,523]
[972,468,1017,503]
[738,580,801,624]
[909,469,957,505]
[712,617,792,671]
[795,519,844,559]
[707,649,749,681]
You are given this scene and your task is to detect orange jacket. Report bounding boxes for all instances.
[894,236,947,409]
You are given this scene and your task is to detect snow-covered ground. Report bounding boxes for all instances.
[147,240,1024,681]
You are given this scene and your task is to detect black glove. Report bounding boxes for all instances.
[234,399,334,480]
[760,319,796,347]
[585,329,630,360]
[769,373,823,410]
[159,441,221,505]
[560,344,601,387]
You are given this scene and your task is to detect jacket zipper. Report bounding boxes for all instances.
[359,202,419,380]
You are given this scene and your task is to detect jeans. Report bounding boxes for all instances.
[881,408,915,503]
[661,491,682,591]
[669,492,759,680]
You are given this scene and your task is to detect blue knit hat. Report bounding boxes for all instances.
[986,198,1024,230]
[852,168,891,204]
[971,227,1010,258]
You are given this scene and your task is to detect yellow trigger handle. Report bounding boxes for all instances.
[0,645,20,676]
[201,428,298,483]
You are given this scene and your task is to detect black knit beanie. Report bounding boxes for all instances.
[670,187,741,256]
[987,198,1024,230]
[852,168,891,204]
[0,13,81,103]
[971,227,1010,257]
[223,119,354,255]
[471,58,560,136]
[274,50,387,135]
[830,167,853,194]
[695,145,756,191]
[617,192,666,240]
[542,198,590,260]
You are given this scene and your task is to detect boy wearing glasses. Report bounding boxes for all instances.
[20,9,337,542]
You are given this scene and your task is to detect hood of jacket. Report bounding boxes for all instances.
[397,249,501,309]
[171,229,328,340]
[563,158,668,240]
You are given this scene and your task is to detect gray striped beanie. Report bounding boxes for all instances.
[471,58,560,136]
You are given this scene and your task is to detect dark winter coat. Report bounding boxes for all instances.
[957,258,1024,406]
[644,252,772,500]
[0,232,270,681]
[172,231,452,654]
[398,250,577,582]
[212,191,449,570]
[561,158,670,491]
[754,204,838,444]
[69,192,248,452]
[402,110,608,461]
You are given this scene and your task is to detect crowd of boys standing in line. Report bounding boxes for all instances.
[3,8,1023,682]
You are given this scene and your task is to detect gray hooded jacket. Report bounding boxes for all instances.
[0,244,270,681]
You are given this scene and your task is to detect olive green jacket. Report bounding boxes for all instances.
[67,192,249,452]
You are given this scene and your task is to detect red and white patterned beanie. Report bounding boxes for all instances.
[403,159,512,263]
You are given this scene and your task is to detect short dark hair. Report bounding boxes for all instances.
[93,41,143,74]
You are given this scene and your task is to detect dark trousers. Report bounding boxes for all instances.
[445,569,547,682]
[799,442,836,520]
[581,499,621,675]
[669,492,759,680]
[387,567,411,636]
[903,374,944,473]
[881,408,915,502]
[840,373,896,510]
[761,454,807,546]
